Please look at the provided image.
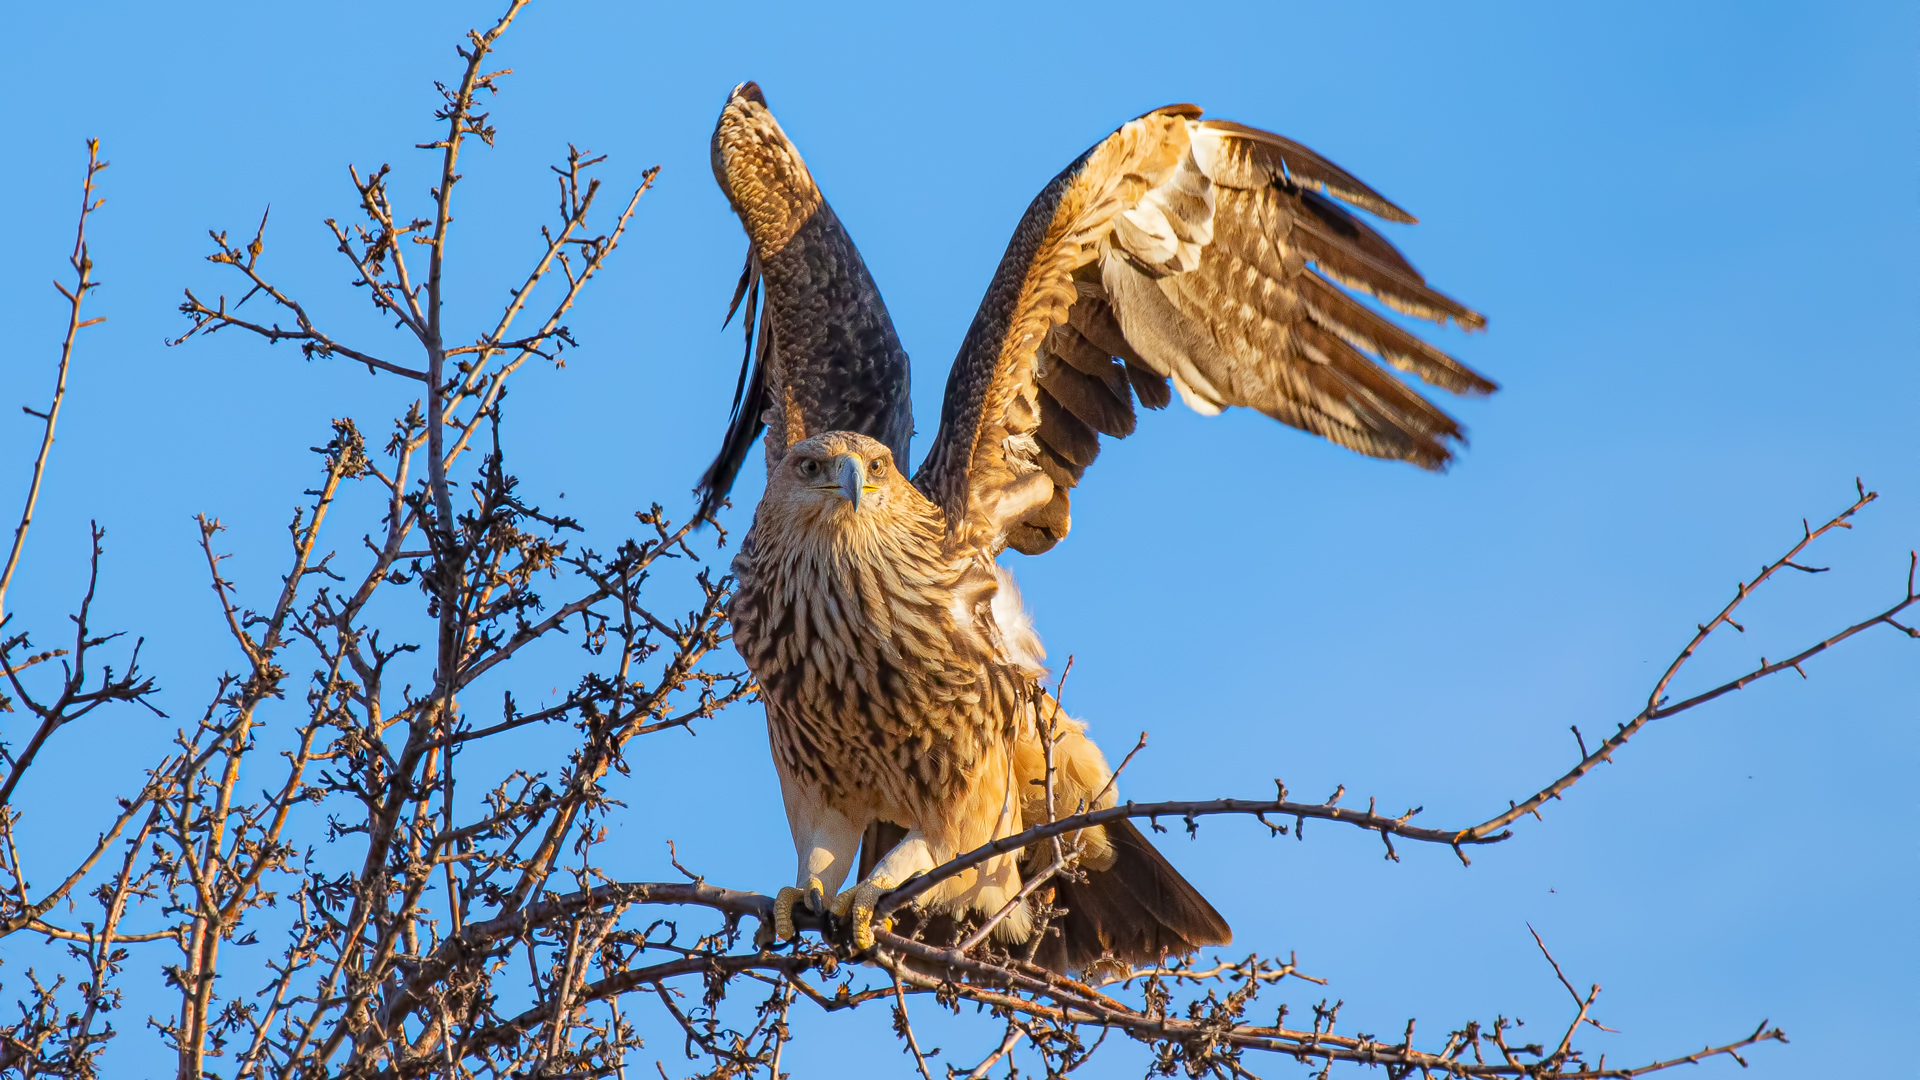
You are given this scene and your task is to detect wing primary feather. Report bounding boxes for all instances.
[697,273,774,522]
[1199,119,1418,224]
[1296,189,1423,280]
[1293,319,1459,443]
[1296,272,1495,395]
[1201,186,1491,395]
[722,252,755,329]
[1291,216,1485,330]
[696,353,769,520]
[724,266,761,419]
[1284,190,1484,330]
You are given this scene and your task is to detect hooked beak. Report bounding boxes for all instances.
[831,454,873,510]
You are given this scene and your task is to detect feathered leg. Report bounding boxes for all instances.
[768,759,866,944]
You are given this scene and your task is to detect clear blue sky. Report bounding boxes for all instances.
[4,2,1914,1076]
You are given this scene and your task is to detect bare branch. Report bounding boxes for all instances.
[0,139,106,622]
[1463,487,1913,842]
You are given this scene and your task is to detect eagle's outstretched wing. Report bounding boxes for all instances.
[911,106,1493,556]
[697,83,913,521]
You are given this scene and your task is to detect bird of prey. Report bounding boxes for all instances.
[699,83,1490,973]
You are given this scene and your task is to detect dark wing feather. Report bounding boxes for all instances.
[697,84,913,520]
[697,271,777,515]
[914,107,1494,556]
[1041,325,1137,436]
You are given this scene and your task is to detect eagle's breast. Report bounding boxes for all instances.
[730,512,1026,822]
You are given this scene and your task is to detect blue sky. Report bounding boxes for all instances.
[3,1,1915,1076]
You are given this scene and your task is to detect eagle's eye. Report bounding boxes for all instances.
[798,459,819,477]
[869,458,887,476]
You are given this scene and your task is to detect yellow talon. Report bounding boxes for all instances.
[770,886,804,943]
[830,879,888,951]
[768,876,827,943]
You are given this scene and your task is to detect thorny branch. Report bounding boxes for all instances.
[1459,482,1915,847]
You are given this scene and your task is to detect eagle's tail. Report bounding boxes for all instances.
[858,818,1230,977]
[1026,817,1231,976]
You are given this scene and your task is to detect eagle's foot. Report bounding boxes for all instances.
[829,879,891,952]
[768,877,828,944]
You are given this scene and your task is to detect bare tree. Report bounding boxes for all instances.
[2,5,1914,1079]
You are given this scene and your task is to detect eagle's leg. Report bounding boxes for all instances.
[764,776,866,945]
[831,832,937,951]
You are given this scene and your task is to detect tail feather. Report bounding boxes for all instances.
[1030,818,1231,975]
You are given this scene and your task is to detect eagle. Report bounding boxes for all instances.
[698,83,1490,973]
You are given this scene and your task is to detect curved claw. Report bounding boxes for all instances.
[770,876,826,943]
[830,879,890,952]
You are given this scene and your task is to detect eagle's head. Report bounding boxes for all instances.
[763,432,912,529]
[757,430,952,566]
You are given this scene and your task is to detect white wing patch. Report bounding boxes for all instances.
[1111,146,1215,276]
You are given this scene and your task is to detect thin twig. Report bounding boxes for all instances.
[0,139,106,621]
